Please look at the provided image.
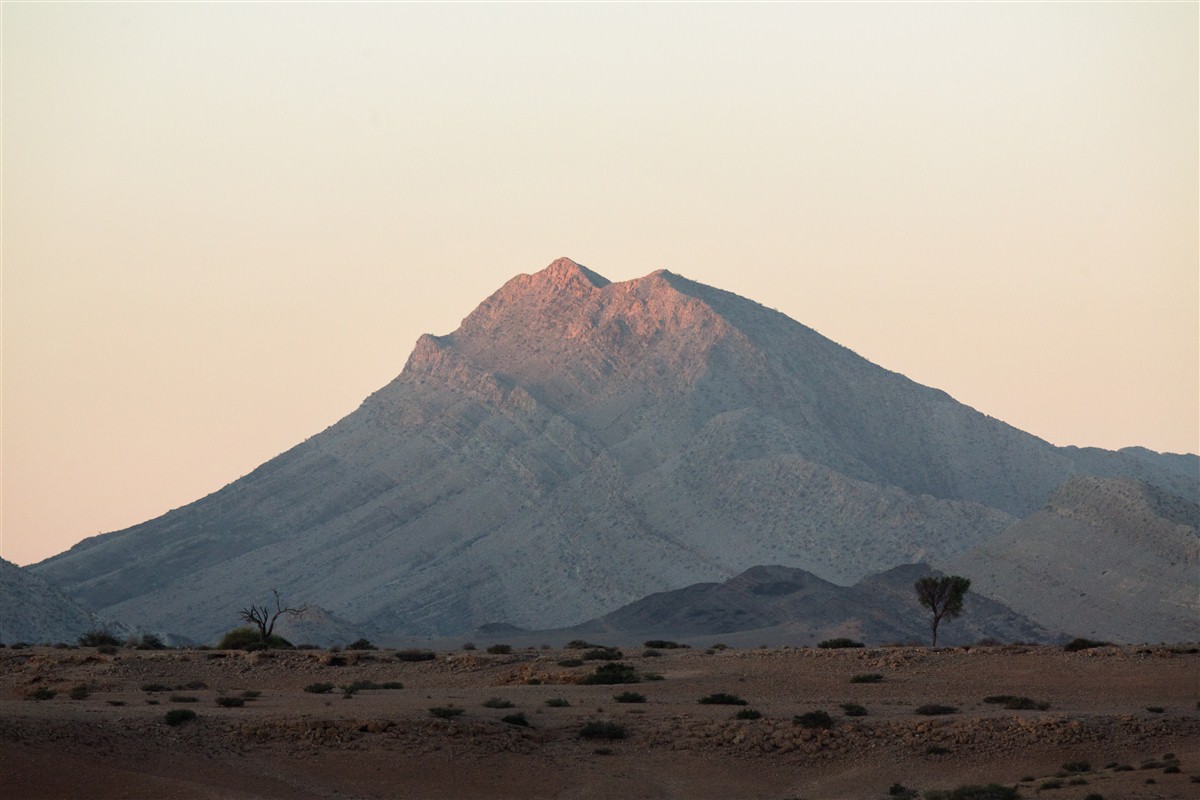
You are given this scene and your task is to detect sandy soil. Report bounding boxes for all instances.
[1,642,1197,799]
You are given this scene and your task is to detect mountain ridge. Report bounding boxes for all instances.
[28,258,1198,642]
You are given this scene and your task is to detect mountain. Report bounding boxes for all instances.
[28,258,1199,641]
[566,563,1056,647]
[943,476,1199,643]
[0,557,122,644]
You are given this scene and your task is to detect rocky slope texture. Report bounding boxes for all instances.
[0,558,117,644]
[27,258,1199,642]
[568,563,1056,646]
[944,476,1199,643]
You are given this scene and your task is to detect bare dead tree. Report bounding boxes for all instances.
[238,589,308,642]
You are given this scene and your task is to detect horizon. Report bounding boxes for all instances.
[4,3,1197,566]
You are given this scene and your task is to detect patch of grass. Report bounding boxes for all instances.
[501,713,530,727]
[642,672,664,681]
[429,706,464,719]
[850,673,884,683]
[1112,764,1134,772]
[482,697,515,709]
[643,640,686,649]
[817,638,864,649]
[698,692,748,705]
[163,709,197,726]
[486,644,512,655]
[1163,765,1180,774]
[68,684,90,700]
[924,785,1020,800]
[304,682,335,694]
[926,745,952,755]
[395,649,436,662]
[578,720,625,740]
[28,687,56,701]
[1063,638,1110,652]
[215,696,245,708]
[107,700,125,706]
[557,658,584,667]
[613,691,645,703]
[169,695,199,703]
[140,683,171,693]
[793,710,834,729]
[735,708,761,720]
[1062,761,1091,773]
[840,702,867,717]
[1039,779,1063,789]
[1145,706,1165,713]
[983,695,1049,710]
[545,698,571,707]
[579,663,639,685]
[183,680,207,690]
[915,704,957,716]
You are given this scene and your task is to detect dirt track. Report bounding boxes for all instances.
[1,643,1197,799]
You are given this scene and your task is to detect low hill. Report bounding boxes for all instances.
[568,563,1057,647]
[0,557,122,645]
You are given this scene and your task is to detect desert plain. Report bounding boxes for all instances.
[1,641,1197,800]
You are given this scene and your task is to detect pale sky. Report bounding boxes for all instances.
[3,2,1197,567]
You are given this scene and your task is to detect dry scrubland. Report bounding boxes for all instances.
[1,642,1197,799]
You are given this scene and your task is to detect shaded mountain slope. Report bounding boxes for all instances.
[0,557,121,644]
[569,563,1056,647]
[943,476,1199,643]
[29,258,1199,640]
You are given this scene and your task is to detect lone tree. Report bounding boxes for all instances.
[914,575,970,647]
[238,589,308,643]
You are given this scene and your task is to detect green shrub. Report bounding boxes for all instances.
[164,709,197,726]
[137,633,167,650]
[78,629,121,647]
[557,658,584,667]
[793,710,833,729]
[68,684,90,700]
[140,683,171,693]
[486,644,512,655]
[183,680,207,690]
[379,681,404,690]
[698,692,747,705]
[840,703,867,716]
[482,697,515,709]
[735,708,761,720]
[915,704,957,715]
[1145,706,1164,713]
[643,640,685,649]
[502,713,530,727]
[582,647,622,661]
[304,682,335,694]
[613,691,645,703]
[579,663,639,685]
[566,640,603,649]
[926,745,952,754]
[395,649,436,662]
[578,721,625,740]
[429,706,464,719]
[462,642,476,651]
[850,673,884,683]
[345,638,377,651]
[217,627,292,651]
[1064,638,1109,652]
[27,687,56,701]
[818,638,864,649]
[545,698,571,707]
[215,696,245,707]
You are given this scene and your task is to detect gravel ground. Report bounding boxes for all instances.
[1,643,1197,799]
